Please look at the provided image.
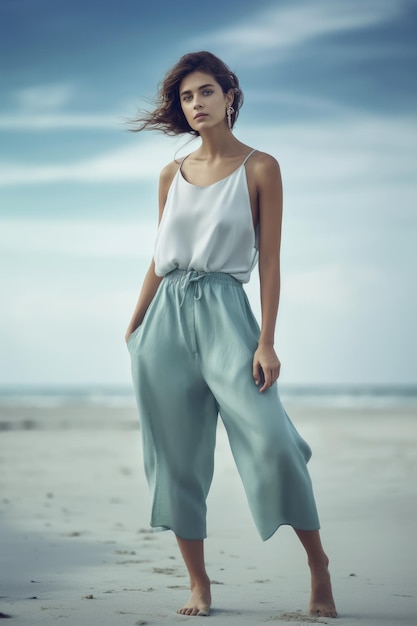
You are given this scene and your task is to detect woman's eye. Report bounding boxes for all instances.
[202,90,212,96]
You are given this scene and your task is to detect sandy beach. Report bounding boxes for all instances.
[1,399,416,625]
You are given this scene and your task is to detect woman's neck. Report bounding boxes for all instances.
[197,126,245,160]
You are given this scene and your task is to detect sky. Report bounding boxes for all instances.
[0,0,416,387]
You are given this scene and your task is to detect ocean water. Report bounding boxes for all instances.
[0,384,416,410]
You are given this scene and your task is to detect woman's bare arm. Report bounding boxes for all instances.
[252,153,283,392]
[124,260,163,342]
[125,161,178,342]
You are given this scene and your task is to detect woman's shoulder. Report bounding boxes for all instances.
[250,149,280,170]
[160,158,180,180]
[246,149,281,182]
[158,158,183,192]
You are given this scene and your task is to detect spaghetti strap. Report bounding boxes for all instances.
[242,149,257,165]
[179,154,190,172]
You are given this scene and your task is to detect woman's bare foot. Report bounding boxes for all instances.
[177,577,211,617]
[309,557,337,618]
[294,530,337,618]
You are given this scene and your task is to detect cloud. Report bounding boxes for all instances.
[0,113,124,130]
[244,89,358,117]
[13,83,77,111]
[284,264,380,315]
[187,0,408,64]
[1,83,137,130]
[0,136,188,185]
[0,218,157,259]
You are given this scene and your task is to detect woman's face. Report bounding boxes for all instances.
[179,71,233,133]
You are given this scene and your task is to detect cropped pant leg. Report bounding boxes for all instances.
[129,270,320,541]
[194,276,320,540]
[128,276,218,540]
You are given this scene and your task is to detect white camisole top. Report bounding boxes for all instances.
[153,149,259,283]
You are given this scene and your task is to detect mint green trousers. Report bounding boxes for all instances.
[128,270,320,541]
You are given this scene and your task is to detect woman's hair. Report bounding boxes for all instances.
[130,51,243,136]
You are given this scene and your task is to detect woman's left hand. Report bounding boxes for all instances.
[253,344,281,393]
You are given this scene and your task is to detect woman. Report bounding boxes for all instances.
[126,51,337,619]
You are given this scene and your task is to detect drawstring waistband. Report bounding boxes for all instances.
[164,269,242,307]
[179,272,206,307]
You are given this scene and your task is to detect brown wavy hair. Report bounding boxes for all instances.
[130,51,244,136]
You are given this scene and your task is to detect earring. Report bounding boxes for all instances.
[227,105,235,129]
